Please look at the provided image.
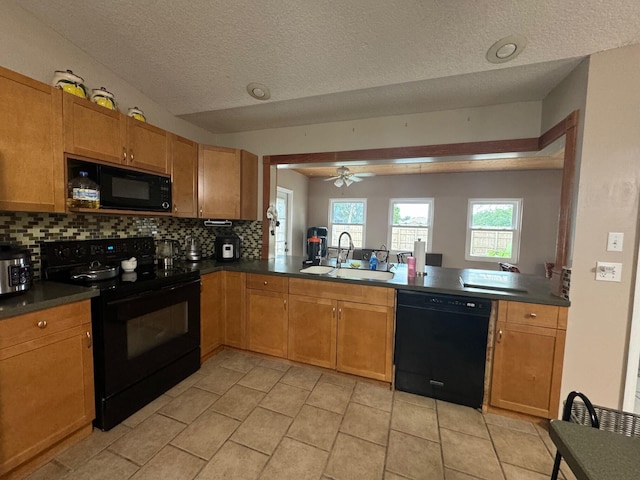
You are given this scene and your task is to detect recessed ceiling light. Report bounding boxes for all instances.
[486,35,527,64]
[247,82,271,100]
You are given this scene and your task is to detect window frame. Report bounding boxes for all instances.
[465,198,523,263]
[328,198,367,248]
[387,198,434,253]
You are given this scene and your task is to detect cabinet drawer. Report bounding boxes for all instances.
[499,300,560,329]
[0,301,91,350]
[246,273,288,293]
[289,278,395,307]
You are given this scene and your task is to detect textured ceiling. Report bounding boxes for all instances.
[17,0,640,133]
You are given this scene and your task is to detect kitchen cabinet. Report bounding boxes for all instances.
[170,133,198,217]
[201,272,224,360]
[0,66,65,213]
[288,278,395,382]
[288,295,337,369]
[490,300,567,418]
[198,145,258,220]
[246,274,289,358]
[224,271,246,349]
[0,301,94,478]
[63,94,170,174]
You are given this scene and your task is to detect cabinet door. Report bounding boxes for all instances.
[490,321,565,418]
[240,150,258,220]
[63,93,126,165]
[336,301,394,382]
[201,272,224,360]
[247,289,288,358]
[288,295,337,369]
[0,67,65,212]
[199,145,241,219]
[126,117,170,174]
[224,271,246,349]
[0,324,94,476]
[170,134,198,217]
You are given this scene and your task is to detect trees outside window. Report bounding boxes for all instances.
[329,199,366,247]
[466,199,522,263]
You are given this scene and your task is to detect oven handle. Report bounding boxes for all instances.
[104,278,200,307]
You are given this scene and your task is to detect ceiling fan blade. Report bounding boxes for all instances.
[324,176,340,181]
[349,175,363,182]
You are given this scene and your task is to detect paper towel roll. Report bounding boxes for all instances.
[414,239,426,275]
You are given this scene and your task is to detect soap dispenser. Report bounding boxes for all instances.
[369,251,378,271]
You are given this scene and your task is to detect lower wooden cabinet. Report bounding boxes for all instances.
[336,301,395,382]
[0,301,94,478]
[247,288,289,358]
[288,295,337,369]
[201,272,224,360]
[490,300,567,418]
[224,271,246,349]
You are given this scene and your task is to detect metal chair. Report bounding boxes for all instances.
[396,251,412,263]
[499,262,520,273]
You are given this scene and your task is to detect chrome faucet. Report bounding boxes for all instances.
[337,231,354,267]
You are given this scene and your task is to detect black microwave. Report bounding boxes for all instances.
[98,165,171,212]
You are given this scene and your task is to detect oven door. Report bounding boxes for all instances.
[95,278,200,397]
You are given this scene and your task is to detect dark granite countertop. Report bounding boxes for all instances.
[0,256,568,320]
[550,420,640,479]
[188,256,569,307]
[0,281,99,320]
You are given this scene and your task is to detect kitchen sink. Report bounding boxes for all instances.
[330,268,394,281]
[299,265,335,275]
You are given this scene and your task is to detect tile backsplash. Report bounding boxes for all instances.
[0,212,262,278]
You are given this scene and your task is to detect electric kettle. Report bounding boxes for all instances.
[185,235,202,261]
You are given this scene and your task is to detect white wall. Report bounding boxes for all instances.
[0,2,217,145]
[558,44,640,409]
[276,169,309,257]
[307,170,562,275]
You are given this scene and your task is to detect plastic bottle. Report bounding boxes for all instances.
[369,251,378,271]
[67,171,100,209]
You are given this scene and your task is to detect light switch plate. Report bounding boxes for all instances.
[595,261,622,282]
[607,232,624,252]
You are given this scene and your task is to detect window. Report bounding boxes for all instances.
[466,199,522,263]
[329,199,366,248]
[388,199,433,252]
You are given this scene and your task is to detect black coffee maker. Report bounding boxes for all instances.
[306,227,327,265]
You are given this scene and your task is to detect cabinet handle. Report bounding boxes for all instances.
[36,320,47,329]
[338,308,342,319]
[332,306,336,317]
[529,313,537,318]
[497,329,503,343]
[130,149,134,162]
[174,204,178,212]
[263,281,268,285]
[122,146,127,162]
[283,299,287,310]
[86,331,92,348]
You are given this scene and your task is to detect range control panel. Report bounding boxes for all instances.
[41,237,156,269]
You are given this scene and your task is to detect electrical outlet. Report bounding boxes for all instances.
[595,261,622,282]
[607,232,624,252]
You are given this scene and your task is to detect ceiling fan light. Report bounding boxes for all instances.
[345,178,353,186]
[334,178,344,187]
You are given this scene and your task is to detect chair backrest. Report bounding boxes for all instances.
[396,251,412,263]
[499,262,520,273]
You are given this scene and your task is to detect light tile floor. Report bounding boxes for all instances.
[27,349,577,480]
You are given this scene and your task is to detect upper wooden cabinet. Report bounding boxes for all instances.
[490,300,568,418]
[198,145,258,220]
[63,94,170,175]
[0,66,65,212]
[170,134,198,217]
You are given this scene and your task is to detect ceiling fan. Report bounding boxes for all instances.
[324,166,374,187]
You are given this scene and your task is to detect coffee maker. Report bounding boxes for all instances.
[306,227,327,265]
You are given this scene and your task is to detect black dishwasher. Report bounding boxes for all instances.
[394,290,491,409]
